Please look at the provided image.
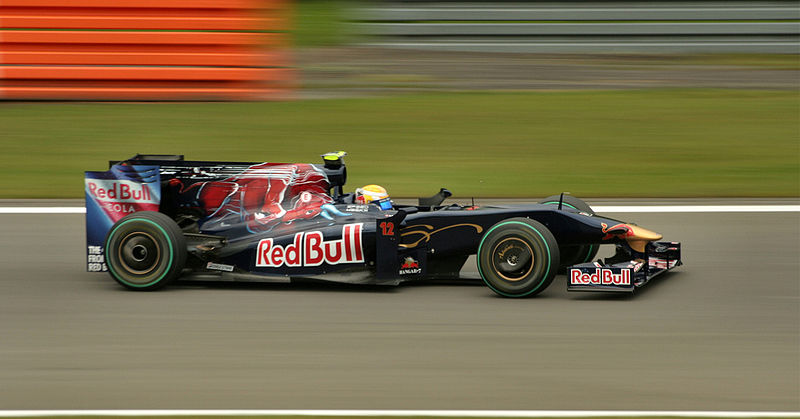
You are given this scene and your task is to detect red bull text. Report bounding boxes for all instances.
[569,268,632,286]
[256,223,364,268]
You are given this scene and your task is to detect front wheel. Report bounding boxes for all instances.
[477,218,560,298]
[104,211,187,291]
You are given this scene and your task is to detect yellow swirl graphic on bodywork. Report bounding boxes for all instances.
[400,223,484,248]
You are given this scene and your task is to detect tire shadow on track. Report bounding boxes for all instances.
[137,271,680,299]
[102,267,680,300]
[171,278,401,294]
[173,276,487,292]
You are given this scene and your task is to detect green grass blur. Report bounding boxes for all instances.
[0,89,797,199]
[292,0,359,47]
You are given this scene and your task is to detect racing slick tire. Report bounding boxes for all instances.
[539,195,599,270]
[104,211,187,291]
[478,218,560,298]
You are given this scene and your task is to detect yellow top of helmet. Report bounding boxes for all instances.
[355,184,389,204]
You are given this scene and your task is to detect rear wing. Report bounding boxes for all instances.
[108,154,184,167]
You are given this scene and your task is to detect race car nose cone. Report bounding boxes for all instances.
[626,225,663,252]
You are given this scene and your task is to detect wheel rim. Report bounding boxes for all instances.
[491,237,534,281]
[117,231,161,276]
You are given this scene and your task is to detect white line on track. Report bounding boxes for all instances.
[592,205,800,213]
[0,207,85,214]
[1,206,799,214]
[1,411,799,418]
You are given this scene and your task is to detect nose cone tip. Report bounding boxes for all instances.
[628,225,662,241]
[626,225,663,252]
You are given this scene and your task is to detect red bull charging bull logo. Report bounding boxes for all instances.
[399,257,422,275]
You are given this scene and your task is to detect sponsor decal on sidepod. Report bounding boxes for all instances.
[399,257,422,275]
[569,268,631,286]
[256,223,364,268]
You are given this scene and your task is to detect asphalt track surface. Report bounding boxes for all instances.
[0,201,798,411]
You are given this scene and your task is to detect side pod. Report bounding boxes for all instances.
[374,210,405,279]
[374,210,429,281]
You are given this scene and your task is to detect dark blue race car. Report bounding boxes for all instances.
[85,152,681,297]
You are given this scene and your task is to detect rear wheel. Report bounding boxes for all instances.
[539,195,599,269]
[105,211,186,291]
[477,218,560,298]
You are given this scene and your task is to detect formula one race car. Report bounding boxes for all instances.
[84,152,681,297]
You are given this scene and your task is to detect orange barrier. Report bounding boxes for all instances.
[2,66,288,81]
[0,0,292,100]
[0,0,282,7]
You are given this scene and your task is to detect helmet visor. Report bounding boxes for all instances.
[376,197,393,210]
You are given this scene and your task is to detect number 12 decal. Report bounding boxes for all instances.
[379,221,394,236]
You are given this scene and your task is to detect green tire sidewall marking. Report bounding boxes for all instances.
[106,217,174,288]
[477,220,553,298]
[541,201,578,210]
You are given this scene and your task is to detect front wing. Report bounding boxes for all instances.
[567,241,682,292]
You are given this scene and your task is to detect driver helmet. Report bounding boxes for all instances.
[355,184,392,210]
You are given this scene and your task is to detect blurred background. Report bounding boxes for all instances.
[1,1,799,413]
[0,0,798,198]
